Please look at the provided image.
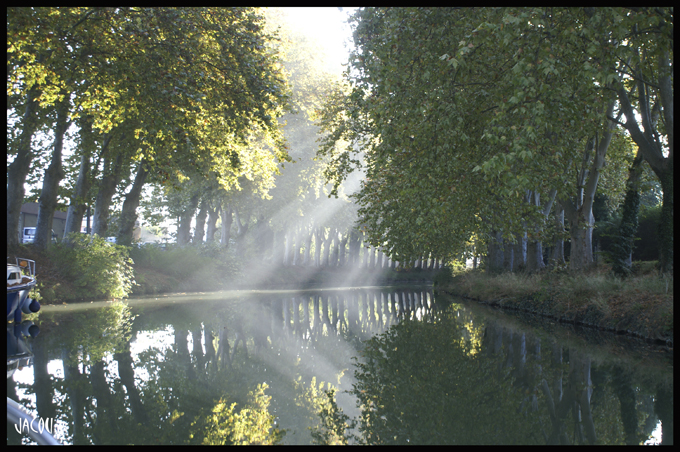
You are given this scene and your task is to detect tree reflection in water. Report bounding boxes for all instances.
[319,298,673,445]
[7,290,673,445]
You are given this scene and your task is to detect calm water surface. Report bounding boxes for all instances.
[7,286,673,445]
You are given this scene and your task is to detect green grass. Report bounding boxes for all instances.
[439,262,673,343]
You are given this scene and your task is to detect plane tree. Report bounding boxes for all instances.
[586,7,673,275]
[318,7,667,272]
[7,7,83,249]
[318,7,537,266]
[102,7,291,246]
[8,7,291,248]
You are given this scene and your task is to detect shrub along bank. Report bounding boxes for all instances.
[9,234,135,305]
[435,263,673,346]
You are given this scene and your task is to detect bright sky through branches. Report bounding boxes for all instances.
[281,7,355,74]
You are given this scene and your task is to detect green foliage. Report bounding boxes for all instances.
[40,302,136,366]
[635,204,662,262]
[611,185,640,277]
[192,383,285,445]
[128,241,241,288]
[8,7,292,253]
[433,267,455,287]
[293,376,357,445]
[310,388,358,445]
[317,7,672,271]
[49,233,135,300]
[595,200,661,266]
[350,312,542,444]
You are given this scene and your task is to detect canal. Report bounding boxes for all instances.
[7,286,673,445]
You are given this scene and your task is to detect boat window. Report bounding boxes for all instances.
[8,272,21,281]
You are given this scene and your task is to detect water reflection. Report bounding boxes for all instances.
[344,299,673,445]
[6,288,672,445]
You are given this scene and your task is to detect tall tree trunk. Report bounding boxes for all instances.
[117,159,149,246]
[292,224,300,266]
[338,231,348,267]
[503,240,514,272]
[657,170,673,275]
[233,206,248,258]
[220,205,233,249]
[7,87,40,249]
[614,50,673,275]
[273,228,286,265]
[283,227,291,267]
[303,225,313,266]
[92,152,124,238]
[568,212,595,271]
[512,232,527,271]
[550,201,566,267]
[348,229,358,265]
[271,229,280,265]
[612,153,643,277]
[314,227,324,267]
[487,230,504,274]
[64,152,92,238]
[63,119,112,238]
[322,228,334,267]
[526,189,557,273]
[205,204,219,243]
[330,229,340,267]
[563,98,616,271]
[526,240,544,273]
[362,232,370,268]
[177,193,199,246]
[193,199,208,245]
[253,215,270,262]
[34,96,69,250]
[354,229,363,265]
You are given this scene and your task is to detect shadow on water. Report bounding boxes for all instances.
[7,287,673,445]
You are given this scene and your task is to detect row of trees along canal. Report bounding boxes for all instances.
[8,8,672,276]
[318,7,672,276]
[7,7,381,270]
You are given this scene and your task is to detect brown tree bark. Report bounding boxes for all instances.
[117,159,149,246]
[7,87,40,249]
[34,96,70,250]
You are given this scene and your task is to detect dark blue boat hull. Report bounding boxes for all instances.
[7,280,38,323]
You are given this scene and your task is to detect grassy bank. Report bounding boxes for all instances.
[7,242,438,304]
[436,262,673,346]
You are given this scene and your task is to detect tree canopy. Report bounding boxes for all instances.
[318,7,672,273]
[7,7,291,248]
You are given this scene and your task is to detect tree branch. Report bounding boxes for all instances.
[615,82,665,173]
[657,49,673,160]
[69,7,101,34]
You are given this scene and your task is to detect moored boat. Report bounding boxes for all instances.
[7,258,40,323]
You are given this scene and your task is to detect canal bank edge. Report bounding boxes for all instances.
[437,274,673,348]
